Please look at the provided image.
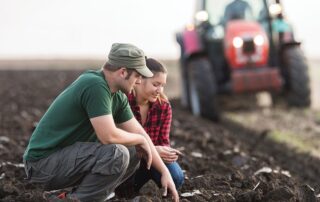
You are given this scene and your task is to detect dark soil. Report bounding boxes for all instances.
[0,69,319,202]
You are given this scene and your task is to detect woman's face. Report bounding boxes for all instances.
[136,72,167,103]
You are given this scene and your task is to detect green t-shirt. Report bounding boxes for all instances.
[23,70,133,161]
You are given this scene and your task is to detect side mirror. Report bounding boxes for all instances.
[268,3,282,18]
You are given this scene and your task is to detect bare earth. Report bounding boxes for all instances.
[0,59,319,201]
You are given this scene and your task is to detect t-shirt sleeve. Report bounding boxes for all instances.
[81,83,112,118]
[113,93,133,124]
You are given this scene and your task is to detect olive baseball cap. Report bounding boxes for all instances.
[108,43,153,78]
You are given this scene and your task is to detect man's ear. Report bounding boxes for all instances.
[118,67,127,78]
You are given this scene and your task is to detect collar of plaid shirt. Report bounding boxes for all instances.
[127,93,171,146]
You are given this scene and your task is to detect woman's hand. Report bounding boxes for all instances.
[155,146,182,163]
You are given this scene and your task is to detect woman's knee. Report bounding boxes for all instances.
[167,163,184,189]
[172,171,184,189]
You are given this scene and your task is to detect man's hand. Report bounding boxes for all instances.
[155,146,183,163]
[161,171,179,202]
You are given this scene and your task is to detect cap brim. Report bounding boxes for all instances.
[136,66,153,78]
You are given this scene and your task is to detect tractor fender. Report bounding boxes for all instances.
[281,41,301,50]
[273,19,301,47]
[177,28,204,59]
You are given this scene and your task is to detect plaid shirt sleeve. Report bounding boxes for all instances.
[157,101,172,146]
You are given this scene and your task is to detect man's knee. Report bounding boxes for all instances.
[114,144,130,165]
[112,144,131,173]
[92,144,130,175]
[127,146,139,162]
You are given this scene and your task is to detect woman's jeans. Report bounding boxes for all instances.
[134,160,184,191]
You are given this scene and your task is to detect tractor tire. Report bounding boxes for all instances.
[283,46,311,107]
[187,58,220,121]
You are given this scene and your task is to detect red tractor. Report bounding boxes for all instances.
[176,0,310,121]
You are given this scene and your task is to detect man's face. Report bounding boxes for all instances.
[119,70,142,94]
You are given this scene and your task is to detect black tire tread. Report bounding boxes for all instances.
[284,47,311,107]
[188,58,220,121]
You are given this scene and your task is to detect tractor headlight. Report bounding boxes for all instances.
[195,10,209,22]
[269,3,282,17]
[254,35,264,46]
[233,37,243,48]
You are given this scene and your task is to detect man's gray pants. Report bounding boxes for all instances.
[24,142,140,202]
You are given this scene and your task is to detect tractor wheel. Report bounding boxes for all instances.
[283,46,311,107]
[179,61,190,109]
[187,58,220,121]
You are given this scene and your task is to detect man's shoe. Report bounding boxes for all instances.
[43,190,79,202]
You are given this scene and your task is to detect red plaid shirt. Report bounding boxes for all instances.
[128,93,172,146]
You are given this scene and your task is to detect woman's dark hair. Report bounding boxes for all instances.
[146,58,167,75]
[145,58,168,102]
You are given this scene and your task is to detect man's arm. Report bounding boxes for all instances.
[117,118,179,202]
[90,114,152,168]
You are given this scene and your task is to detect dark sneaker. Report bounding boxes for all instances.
[43,190,79,202]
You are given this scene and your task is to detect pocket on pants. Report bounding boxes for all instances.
[26,161,54,183]
[64,142,100,177]
[30,169,54,183]
[92,144,127,176]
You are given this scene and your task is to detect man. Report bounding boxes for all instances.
[23,43,179,202]
[223,0,253,24]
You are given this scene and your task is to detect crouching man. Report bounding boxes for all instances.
[23,43,179,202]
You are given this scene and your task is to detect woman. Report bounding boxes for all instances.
[128,58,184,191]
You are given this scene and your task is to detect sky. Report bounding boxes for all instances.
[0,0,319,60]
